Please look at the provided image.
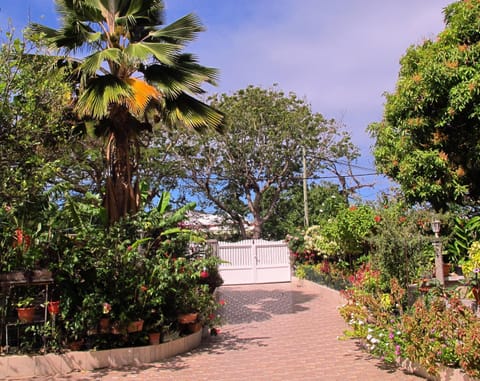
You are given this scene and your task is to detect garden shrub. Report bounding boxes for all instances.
[339,264,480,378]
[367,204,435,289]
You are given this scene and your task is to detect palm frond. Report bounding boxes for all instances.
[163,93,224,132]
[142,54,219,97]
[55,0,104,23]
[147,13,204,44]
[124,41,180,65]
[76,75,132,119]
[29,22,93,51]
[116,0,165,26]
[142,64,203,97]
[81,48,122,76]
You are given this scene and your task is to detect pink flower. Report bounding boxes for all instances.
[395,345,401,356]
[102,302,112,314]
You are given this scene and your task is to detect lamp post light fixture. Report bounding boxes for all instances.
[432,219,441,238]
[431,219,444,285]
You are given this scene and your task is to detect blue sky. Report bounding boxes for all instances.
[0,0,452,199]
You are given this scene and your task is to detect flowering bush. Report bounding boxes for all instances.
[303,225,340,258]
[340,264,480,378]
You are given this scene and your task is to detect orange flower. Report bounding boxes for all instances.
[445,61,458,69]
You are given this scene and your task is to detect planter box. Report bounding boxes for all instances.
[0,270,53,286]
[0,330,202,378]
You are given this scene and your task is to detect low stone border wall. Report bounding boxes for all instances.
[1,330,202,379]
[398,358,479,381]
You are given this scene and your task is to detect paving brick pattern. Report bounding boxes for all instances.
[8,279,423,380]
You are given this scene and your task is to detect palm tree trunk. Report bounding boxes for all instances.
[104,109,140,224]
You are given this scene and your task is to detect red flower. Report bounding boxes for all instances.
[13,229,31,251]
[219,300,226,306]
[200,270,209,279]
[399,216,407,223]
[349,206,358,211]
[374,215,382,223]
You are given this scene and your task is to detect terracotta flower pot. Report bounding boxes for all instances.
[127,319,144,333]
[148,332,161,345]
[99,317,111,333]
[47,301,60,315]
[187,322,202,333]
[17,307,36,323]
[177,312,198,324]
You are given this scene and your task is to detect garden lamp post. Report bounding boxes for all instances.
[431,219,444,285]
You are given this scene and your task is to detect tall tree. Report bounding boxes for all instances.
[30,0,223,224]
[0,27,72,212]
[369,0,480,210]
[170,85,358,238]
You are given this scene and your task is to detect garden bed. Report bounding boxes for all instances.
[0,329,202,378]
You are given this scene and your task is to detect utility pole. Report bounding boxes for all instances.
[302,147,309,228]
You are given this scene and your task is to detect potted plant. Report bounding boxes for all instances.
[144,308,164,344]
[176,286,201,324]
[47,300,61,316]
[15,296,36,323]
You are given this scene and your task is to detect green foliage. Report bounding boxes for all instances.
[295,262,350,291]
[0,189,223,351]
[446,215,480,265]
[335,205,376,258]
[303,225,340,258]
[367,202,435,288]
[263,183,347,240]
[461,241,480,287]
[369,0,480,209]
[0,26,73,210]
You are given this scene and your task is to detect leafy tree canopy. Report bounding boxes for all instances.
[369,0,480,211]
[170,85,358,238]
[0,27,73,214]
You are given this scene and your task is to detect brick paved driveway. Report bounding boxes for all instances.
[11,279,423,381]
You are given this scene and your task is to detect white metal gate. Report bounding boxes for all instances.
[214,239,291,285]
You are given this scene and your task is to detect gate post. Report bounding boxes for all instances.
[206,239,219,257]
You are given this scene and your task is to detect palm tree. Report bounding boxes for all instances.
[30,0,223,224]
